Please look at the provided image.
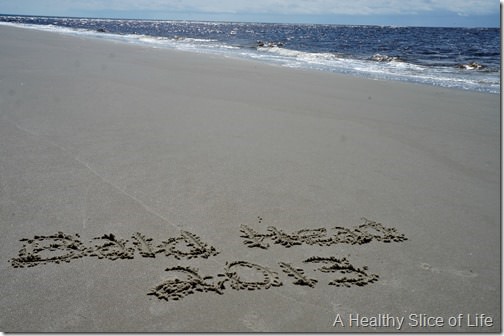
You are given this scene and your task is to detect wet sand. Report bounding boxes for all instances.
[0,25,500,332]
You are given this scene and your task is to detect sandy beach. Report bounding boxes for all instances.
[0,25,500,332]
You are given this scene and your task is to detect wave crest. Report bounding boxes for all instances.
[370,53,403,62]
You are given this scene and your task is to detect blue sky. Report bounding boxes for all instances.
[0,0,500,27]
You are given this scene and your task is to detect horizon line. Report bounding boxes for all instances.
[0,12,499,29]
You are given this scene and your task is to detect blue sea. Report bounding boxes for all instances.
[0,15,500,94]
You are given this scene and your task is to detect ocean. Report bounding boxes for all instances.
[0,15,500,94]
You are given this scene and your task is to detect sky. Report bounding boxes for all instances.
[0,0,500,27]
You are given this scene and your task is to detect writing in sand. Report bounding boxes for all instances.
[10,218,407,301]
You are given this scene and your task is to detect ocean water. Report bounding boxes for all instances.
[0,15,500,94]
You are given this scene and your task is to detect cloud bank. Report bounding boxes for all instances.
[0,0,498,16]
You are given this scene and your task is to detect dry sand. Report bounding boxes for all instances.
[0,25,500,332]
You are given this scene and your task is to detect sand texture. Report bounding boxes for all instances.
[0,25,500,332]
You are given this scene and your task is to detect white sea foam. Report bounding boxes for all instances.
[0,21,498,94]
[252,44,499,93]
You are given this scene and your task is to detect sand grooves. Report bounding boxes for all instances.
[148,257,380,301]
[148,261,283,301]
[10,232,88,267]
[10,218,406,302]
[10,230,220,268]
[240,217,407,249]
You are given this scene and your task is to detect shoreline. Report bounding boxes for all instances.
[0,25,500,332]
[0,20,499,95]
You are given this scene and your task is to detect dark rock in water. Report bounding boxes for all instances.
[96,28,107,33]
[457,61,485,70]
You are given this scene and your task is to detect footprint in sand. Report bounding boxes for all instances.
[241,311,269,332]
[420,263,477,278]
[420,262,440,273]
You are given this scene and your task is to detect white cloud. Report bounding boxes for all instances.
[88,0,498,16]
[0,0,498,17]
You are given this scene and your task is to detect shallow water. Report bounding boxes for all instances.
[0,15,499,93]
